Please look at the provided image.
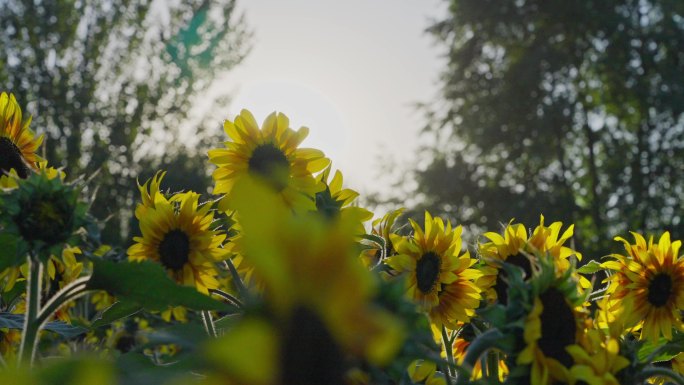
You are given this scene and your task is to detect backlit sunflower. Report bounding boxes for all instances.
[0,92,43,179]
[478,215,586,305]
[314,164,372,232]
[208,109,329,211]
[127,172,228,294]
[386,212,481,329]
[601,232,684,341]
[517,261,588,385]
[201,179,404,385]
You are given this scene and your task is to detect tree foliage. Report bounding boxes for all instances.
[414,0,684,256]
[0,0,250,243]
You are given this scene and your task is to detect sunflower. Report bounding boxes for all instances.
[0,170,84,263]
[517,262,588,385]
[601,232,684,341]
[478,215,587,305]
[386,212,481,329]
[208,109,330,212]
[201,178,404,385]
[360,208,405,268]
[563,329,630,385]
[314,164,372,232]
[0,92,43,179]
[127,172,228,294]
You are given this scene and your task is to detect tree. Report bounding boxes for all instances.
[412,0,684,257]
[0,0,251,243]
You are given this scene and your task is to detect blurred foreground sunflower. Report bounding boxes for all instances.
[127,172,228,293]
[0,92,43,179]
[208,109,329,211]
[601,232,684,341]
[386,212,481,329]
[202,178,404,385]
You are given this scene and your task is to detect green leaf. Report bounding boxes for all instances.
[577,260,603,275]
[0,233,22,271]
[86,259,234,312]
[91,301,142,328]
[116,352,197,385]
[1,280,26,306]
[0,312,86,338]
[142,323,208,350]
[637,332,684,363]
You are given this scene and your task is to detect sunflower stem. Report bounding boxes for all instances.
[442,325,456,379]
[638,367,684,385]
[36,281,90,327]
[201,310,217,338]
[223,259,248,299]
[486,350,500,383]
[18,258,42,366]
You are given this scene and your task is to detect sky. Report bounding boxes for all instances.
[211,0,448,195]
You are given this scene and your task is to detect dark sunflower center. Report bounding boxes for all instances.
[114,333,136,353]
[248,143,290,190]
[18,192,74,245]
[280,306,345,385]
[538,287,576,367]
[493,252,533,305]
[647,273,673,307]
[158,229,190,271]
[0,136,29,178]
[416,251,441,294]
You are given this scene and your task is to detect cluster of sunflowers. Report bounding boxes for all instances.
[0,92,683,385]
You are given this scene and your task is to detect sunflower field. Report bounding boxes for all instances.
[0,92,683,385]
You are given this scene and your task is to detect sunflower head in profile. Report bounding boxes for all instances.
[208,109,330,212]
[360,208,405,269]
[127,172,228,294]
[385,211,481,329]
[601,231,684,342]
[0,92,43,179]
[516,256,589,385]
